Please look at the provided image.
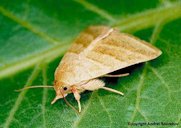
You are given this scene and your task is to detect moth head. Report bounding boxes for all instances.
[51,80,71,104]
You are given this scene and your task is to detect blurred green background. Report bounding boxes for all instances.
[0,0,181,128]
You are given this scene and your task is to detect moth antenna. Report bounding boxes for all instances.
[60,91,80,114]
[104,73,129,77]
[15,85,54,92]
[101,87,124,95]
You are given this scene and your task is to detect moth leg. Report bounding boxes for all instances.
[72,88,81,112]
[104,73,129,77]
[100,87,124,96]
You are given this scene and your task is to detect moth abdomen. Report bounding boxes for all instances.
[81,79,105,91]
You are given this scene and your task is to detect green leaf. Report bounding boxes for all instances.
[0,0,181,128]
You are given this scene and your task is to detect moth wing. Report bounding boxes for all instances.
[55,26,161,85]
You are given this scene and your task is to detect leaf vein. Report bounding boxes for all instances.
[0,43,69,80]
[3,64,41,128]
[42,64,48,128]
[113,2,181,33]
[73,0,115,22]
[148,65,172,101]
[72,92,95,128]
[128,67,147,128]
[137,110,152,128]
[97,94,113,128]
[0,6,59,44]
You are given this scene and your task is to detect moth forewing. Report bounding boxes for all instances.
[52,26,162,112]
[55,26,161,86]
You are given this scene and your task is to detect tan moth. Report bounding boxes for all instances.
[18,26,162,113]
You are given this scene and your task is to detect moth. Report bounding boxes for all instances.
[18,26,161,113]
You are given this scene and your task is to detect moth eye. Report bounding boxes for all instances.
[54,80,57,84]
[63,87,67,91]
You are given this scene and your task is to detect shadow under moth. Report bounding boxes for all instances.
[18,26,162,113]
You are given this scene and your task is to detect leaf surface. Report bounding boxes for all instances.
[0,0,181,128]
